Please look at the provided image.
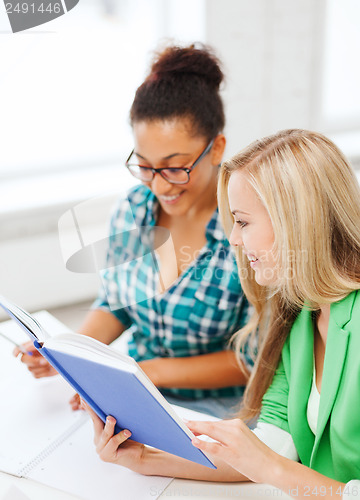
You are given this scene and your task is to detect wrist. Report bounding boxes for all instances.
[139,358,162,387]
[267,452,290,490]
[254,447,286,486]
[136,446,166,476]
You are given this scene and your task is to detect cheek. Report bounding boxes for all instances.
[180,173,201,196]
[242,227,259,250]
[244,226,275,261]
[188,162,214,191]
[259,219,275,252]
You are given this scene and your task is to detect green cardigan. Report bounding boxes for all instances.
[259,290,360,482]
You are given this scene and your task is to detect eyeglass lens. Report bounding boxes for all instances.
[127,165,189,184]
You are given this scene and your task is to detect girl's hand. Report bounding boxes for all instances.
[81,400,146,472]
[13,341,58,378]
[69,392,83,411]
[187,418,279,484]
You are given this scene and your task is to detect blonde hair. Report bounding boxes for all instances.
[218,129,360,421]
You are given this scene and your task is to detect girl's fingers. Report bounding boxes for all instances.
[81,400,107,441]
[28,364,57,378]
[69,393,82,410]
[32,370,52,378]
[187,420,225,443]
[80,399,91,413]
[81,400,131,451]
[13,346,23,357]
[13,341,35,357]
[187,419,244,446]
[98,416,131,451]
[70,393,80,404]
[97,416,116,452]
[191,436,228,460]
[100,426,132,460]
[29,365,51,374]
[26,356,47,367]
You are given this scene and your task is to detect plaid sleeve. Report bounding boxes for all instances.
[91,188,144,328]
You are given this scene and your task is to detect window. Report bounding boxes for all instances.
[0,0,206,212]
[0,0,166,178]
[322,0,360,131]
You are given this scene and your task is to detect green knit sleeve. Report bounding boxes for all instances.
[258,355,291,433]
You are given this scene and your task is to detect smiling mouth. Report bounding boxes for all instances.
[246,254,258,263]
[159,191,185,202]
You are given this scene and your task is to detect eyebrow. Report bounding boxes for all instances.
[231,210,250,216]
[134,151,192,161]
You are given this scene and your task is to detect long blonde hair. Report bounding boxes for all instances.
[218,129,360,421]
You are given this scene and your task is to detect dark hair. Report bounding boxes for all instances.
[130,43,225,141]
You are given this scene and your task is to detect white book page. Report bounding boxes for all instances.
[0,320,85,476]
[27,418,172,500]
[0,298,51,341]
[44,333,137,372]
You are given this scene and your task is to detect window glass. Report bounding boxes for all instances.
[0,0,166,176]
[322,0,360,125]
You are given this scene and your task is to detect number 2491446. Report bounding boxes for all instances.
[5,3,62,14]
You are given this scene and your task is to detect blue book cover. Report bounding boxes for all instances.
[0,296,215,469]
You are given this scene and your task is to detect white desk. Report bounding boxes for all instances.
[0,473,290,500]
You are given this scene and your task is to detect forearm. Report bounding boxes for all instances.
[270,454,344,500]
[77,309,125,345]
[139,350,249,389]
[186,420,346,499]
[140,448,248,482]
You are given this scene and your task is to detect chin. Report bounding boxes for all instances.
[160,201,188,216]
[254,277,267,287]
[254,271,277,287]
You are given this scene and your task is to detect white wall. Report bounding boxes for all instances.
[205,0,327,158]
[0,197,114,318]
[0,169,137,317]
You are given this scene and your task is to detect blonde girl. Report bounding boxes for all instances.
[84,129,360,498]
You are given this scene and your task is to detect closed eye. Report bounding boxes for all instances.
[235,220,247,228]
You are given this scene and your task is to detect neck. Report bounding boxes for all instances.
[186,190,217,220]
[187,167,218,219]
[318,304,330,320]
[315,304,331,344]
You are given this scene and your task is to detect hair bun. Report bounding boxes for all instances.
[131,42,225,139]
[148,43,224,89]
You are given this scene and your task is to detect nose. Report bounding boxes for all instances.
[149,171,172,194]
[229,224,243,248]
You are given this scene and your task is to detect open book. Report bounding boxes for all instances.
[0,295,215,469]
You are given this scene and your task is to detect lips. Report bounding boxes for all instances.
[159,193,182,201]
[158,191,185,204]
[246,253,258,263]
[244,253,259,269]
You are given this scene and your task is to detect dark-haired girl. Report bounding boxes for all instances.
[15,44,251,418]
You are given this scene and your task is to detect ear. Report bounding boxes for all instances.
[210,134,226,165]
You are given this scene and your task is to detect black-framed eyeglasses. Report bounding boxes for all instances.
[125,139,214,185]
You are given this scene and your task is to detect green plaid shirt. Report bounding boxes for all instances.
[94,184,252,399]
